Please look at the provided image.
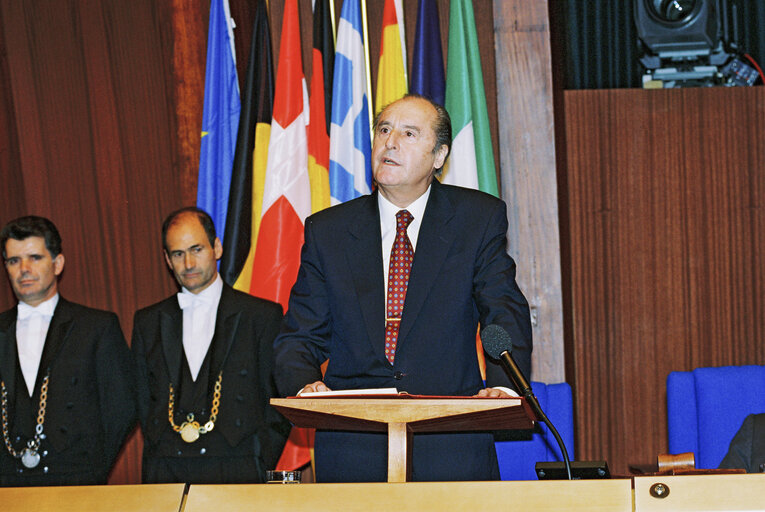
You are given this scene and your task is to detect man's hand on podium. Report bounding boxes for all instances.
[298,381,332,395]
[473,387,517,398]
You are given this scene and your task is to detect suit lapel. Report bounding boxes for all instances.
[346,193,387,360]
[0,309,18,400]
[397,181,456,346]
[159,300,183,390]
[209,284,239,377]
[37,298,75,390]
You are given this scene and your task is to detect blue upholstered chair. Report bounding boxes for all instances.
[667,365,765,469]
[495,381,574,480]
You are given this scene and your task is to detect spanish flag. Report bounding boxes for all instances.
[375,0,407,114]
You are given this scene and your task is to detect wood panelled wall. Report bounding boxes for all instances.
[562,87,765,474]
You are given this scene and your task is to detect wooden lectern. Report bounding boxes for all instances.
[271,396,536,482]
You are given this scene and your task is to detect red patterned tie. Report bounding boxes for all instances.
[385,209,414,363]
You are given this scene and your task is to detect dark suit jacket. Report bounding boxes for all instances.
[0,297,136,486]
[719,413,765,473]
[132,283,290,484]
[274,181,533,481]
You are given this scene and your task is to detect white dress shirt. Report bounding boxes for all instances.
[16,294,59,397]
[378,186,431,291]
[177,274,223,381]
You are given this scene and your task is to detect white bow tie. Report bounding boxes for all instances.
[18,301,55,320]
[177,292,215,310]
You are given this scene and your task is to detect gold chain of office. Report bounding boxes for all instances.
[1,372,49,468]
[167,371,222,443]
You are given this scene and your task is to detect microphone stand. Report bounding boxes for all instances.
[499,353,573,480]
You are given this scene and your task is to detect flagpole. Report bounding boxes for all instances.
[394,0,407,86]
[329,0,336,46]
[360,0,374,134]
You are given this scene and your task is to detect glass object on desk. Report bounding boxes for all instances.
[266,470,302,483]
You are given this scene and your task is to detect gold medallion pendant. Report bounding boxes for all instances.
[21,446,41,468]
[179,419,201,443]
[2,375,49,469]
[168,373,223,444]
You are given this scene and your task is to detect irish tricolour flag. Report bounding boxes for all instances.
[442,0,498,196]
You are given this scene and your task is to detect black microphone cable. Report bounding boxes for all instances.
[481,324,573,480]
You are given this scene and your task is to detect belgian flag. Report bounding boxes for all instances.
[308,0,334,214]
[220,0,274,292]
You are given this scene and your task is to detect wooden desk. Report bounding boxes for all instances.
[0,483,185,512]
[7,471,765,511]
[634,474,765,511]
[185,480,633,512]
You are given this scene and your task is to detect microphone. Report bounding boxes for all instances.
[480,324,533,399]
[480,324,573,480]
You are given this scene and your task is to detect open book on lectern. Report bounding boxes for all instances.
[294,388,517,399]
[298,387,400,397]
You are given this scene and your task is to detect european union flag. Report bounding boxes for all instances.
[197,0,240,240]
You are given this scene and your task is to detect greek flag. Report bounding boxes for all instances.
[329,0,372,204]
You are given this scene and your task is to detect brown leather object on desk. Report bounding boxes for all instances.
[629,452,746,476]
[658,452,696,472]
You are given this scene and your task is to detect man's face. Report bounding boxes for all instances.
[164,214,222,294]
[372,97,448,202]
[4,236,64,307]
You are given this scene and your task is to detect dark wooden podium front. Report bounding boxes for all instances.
[271,396,536,482]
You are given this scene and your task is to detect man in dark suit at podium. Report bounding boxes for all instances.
[132,207,289,484]
[274,94,533,482]
[719,413,765,473]
[0,216,135,486]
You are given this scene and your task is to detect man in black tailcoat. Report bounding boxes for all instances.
[0,215,135,486]
[132,207,289,483]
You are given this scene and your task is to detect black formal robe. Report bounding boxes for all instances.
[0,298,136,486]
[132,283,290,484]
